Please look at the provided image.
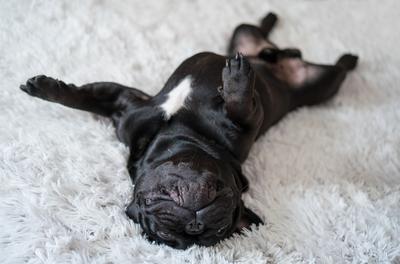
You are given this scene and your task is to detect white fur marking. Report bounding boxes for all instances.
[160,76,192,119]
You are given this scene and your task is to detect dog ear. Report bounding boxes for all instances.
[125,110,164,182]
[230,161,249,193]
[235,201,263,232]
[125,199,140,223]
[236,171,249,192]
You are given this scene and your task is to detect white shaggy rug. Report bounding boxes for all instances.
[1,0,399,263]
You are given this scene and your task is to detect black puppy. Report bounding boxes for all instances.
[20,13,358,249]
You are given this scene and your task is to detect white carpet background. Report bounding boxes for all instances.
[1,0,399,263]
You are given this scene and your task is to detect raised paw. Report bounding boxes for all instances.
[221,53,254,101]
[224,53,252,76]
[20,75,61,100]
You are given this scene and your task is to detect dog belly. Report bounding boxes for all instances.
[153,53,265,160]
[250,58,293,134]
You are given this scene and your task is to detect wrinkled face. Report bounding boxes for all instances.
[125,159,247,249]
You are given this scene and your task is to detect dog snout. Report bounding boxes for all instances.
[185,218,205,235]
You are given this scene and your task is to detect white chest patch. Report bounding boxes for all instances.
[160,76,192,120]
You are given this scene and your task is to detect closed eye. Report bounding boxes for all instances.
[158,217,176,226]
[157,231,175,241]
[216,224,230,237]
[143,194,172,206]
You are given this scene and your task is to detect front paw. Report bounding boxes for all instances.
[221,53,254,101]
[20,75,59,100]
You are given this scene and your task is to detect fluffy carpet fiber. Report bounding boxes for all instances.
[1,0,399,263]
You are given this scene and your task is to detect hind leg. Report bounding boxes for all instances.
[254,53,358,139]
[278,54,359,108]
[227,13,278,57]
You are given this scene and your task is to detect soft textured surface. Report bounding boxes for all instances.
[1,0,399,263]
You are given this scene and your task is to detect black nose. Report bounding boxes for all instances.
[185,219,205,235]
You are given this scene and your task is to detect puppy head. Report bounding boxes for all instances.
[126,152,262,249]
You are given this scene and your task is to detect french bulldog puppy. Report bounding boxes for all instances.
[20,13,358,249]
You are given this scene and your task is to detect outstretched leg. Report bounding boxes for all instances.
[20,75,150,120]
[284,54,359,108]
[252,53,358,139]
